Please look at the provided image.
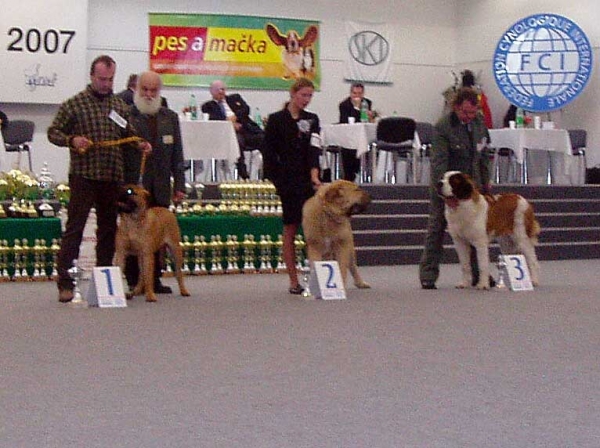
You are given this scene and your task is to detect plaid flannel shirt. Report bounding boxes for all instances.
[48,85,137,182]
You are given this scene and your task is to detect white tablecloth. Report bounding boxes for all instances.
[179,119,240,165]
[321,123,377,157]
[488,128,572,164]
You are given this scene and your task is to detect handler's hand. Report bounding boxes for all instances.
[138,140,152,155]
[71,136,93,154]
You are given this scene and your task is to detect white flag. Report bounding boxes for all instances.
[344,21,394,83]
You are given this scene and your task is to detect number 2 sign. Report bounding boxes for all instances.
[309,261,347,300]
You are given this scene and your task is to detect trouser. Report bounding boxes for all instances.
[341,148,360,182]
[57,175,119,291]
[419,192,480,284]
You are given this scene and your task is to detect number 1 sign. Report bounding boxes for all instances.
[86,267,127,308]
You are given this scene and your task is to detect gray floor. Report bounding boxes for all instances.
[2,260,600,448]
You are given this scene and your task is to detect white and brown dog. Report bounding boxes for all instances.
[438,171,541,289]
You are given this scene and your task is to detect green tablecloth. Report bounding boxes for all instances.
[0,218,62,246]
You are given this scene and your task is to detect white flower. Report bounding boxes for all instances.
[297,119,311,134]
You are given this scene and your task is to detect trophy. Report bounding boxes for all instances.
[50,238,60,279]
[32,239,43,280]
[68,259,87,307]
[12,239,25,281]
[275,234,286,273]
[242,234,257,274]
[225,235,240,274]
[197,235,209,275]
[496,255,507,290]
[209,235,224,274]
[181,235,192,275]
[258,235,273,273]
[294,235,306,270]
[300,260,312,298]
[0,240,10,281]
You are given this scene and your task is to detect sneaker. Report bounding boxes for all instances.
[154,283,172,294]
[421,281,437,290]
[58,289,74,303]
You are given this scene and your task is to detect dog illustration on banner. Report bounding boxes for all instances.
[266,24,318,79]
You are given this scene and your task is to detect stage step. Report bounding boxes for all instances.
[354,184,600,266]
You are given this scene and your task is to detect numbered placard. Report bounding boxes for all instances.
[501,254,534,291]
[86,266,127,308]
[309,261,347,300]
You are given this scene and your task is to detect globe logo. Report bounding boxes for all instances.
[493,14,593,112]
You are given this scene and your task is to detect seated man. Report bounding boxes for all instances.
[201,80,264,180]
[338,82,373,182]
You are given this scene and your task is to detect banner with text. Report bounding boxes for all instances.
[344,21,393,84]
[0,0,87,104]
[149,13,320,90]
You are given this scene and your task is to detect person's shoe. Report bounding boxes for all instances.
[288,285,304,295]
[58,289,74,303]
[154,283,172,294]
[421,281,437,290]
[472,275,496,287]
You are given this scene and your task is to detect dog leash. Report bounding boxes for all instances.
[138,152,147,185]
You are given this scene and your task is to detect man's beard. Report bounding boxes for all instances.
[134,91,162,115]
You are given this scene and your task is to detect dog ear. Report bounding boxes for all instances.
[266,23,288,46]
[451,174,473,200]
[323,184,342,204]
[299,26,318,47]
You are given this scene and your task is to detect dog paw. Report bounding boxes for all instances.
[180,289,191,297]
[455,283,468,289]
[475,282,490,290]
[145,295,158,302]
[355,281,371,289]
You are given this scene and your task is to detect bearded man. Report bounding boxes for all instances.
[123,70,187,294]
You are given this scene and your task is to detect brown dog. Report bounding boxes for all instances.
[114,185,190,302]
[302,180,371,289]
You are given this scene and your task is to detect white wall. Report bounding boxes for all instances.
[455,0,600,166]
[1,0,458,181]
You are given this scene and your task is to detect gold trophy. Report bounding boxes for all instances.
[32,238,44,280]
[181,235,192,275]
[0,240,10,281]
[209,235,224,274]
[12,239,25,281]
[50,238,60,279]
[294,235,306,271]
[225,234,240,274]
[258,235,273,273]
[242,234,257,273]
[275,234,286,273]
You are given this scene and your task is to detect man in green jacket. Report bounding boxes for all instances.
[419,87,493,289]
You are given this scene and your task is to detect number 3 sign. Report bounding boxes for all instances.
[502,254,534,291]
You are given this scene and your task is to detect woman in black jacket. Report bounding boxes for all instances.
[262,78,322,294]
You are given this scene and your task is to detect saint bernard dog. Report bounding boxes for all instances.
[438,171,541,290]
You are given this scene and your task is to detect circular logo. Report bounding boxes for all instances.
[348,31,389,66]
[493,14,593,112]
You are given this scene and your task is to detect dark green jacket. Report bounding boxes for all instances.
[430,111,492,189]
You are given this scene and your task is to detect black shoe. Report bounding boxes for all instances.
[288,285,304,295]
[154,283,172,294]
[472,275,496,287]
[421,281,437,290]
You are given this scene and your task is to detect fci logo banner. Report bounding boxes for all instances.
[493,14,593,112]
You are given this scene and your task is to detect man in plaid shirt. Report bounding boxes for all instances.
[48,54,151,303]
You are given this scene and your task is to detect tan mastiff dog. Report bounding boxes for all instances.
[114,185,190,302]
[302,180,371,289]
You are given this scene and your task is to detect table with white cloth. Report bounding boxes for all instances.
[488,128,573,184]
[179,119,240,182]
[320,123,378,183]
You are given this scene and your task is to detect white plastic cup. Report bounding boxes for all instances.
[348,117,356,124]
[508,120,516,129]
[534,116,541,129]
[202,112,210,121]
[184,112,192,121]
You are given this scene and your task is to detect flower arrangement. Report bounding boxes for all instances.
[0,170,39,200]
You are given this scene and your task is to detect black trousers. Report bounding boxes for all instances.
[340,148,360,182]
